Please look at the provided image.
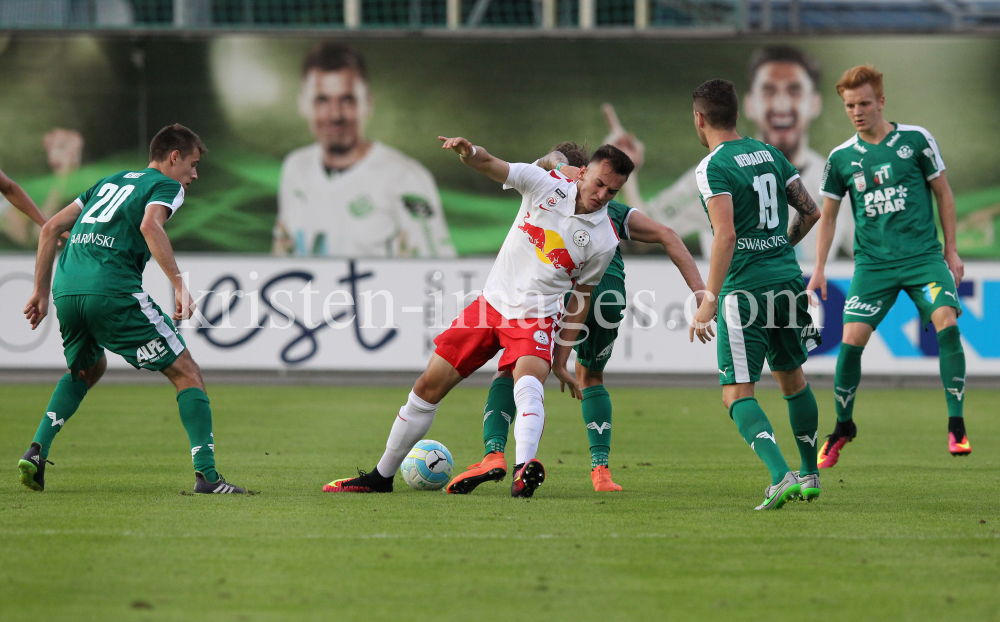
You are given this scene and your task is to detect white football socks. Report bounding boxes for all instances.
[376,391,438,478]
[513,376,546,465]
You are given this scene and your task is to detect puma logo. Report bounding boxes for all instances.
[851,159,864,168]
[718,367,729,378]
[944,291,957,300]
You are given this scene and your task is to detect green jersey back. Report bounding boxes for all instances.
[605,199,637,281]
[52,168,184,298]
[696,137,802,295]
[820,123,945,268]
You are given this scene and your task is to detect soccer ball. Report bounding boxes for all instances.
[400,440,454,491]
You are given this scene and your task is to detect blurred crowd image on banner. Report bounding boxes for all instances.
[273,42,456,259]
[607,46,854,260]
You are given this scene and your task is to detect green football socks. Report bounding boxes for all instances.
[834,343,864,422]
[784,384,819,476]
[937,325,966,419]
[730,397,789,485]
[32,373,89,460]
[482,377,515,455]
[177,388,218,482]
[582,385,612,468]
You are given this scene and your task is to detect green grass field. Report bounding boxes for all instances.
[1,383,998,621]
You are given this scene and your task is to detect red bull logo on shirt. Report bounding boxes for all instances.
[518,212,579,277]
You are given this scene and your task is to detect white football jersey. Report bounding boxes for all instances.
[483,163,619,320]
[277,141,456,258]
[647,147,854,262]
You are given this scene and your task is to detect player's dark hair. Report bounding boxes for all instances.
[551,141,589,167]
[693,79,739,130]
[302,42,369,81]
[747,46,822,88]
[149,124,207,163]
[589,144,634,177]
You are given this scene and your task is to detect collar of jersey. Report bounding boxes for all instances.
[565,183,609,224]
[856,122,899,147]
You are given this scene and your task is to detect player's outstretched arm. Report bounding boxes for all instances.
[24,202,80,330]
[438,136,510,184]
[930,171,964,286]
[626,210,706,298]
[690,195,735,344]
[552,283,596,400]
[0,167,47,228]
[806,196,841,302]
[786,178,821,248]
[602,104,646,211]
[140,205,194,322]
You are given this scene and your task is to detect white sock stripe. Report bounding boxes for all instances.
[132,292,185,355]
[725,294,751,383]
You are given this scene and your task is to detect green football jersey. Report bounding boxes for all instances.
[696,137,802,295]
[820,123,945,268]
[52,168,184,298]
[604,199,637,281]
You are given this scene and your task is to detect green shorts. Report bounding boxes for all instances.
[716,278,820,385]
[54,293,186,376]
[844,258,961,328]
[565,275,626,372]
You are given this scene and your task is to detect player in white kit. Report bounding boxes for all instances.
[324,137,633,498]
[274,42,455,258]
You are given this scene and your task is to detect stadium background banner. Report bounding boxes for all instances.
[0,34,999,257]
[2,256,1000,375]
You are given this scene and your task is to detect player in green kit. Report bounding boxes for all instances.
[687,79,823,510]
[807,65,968,466]
[18,124,247,494]
[446,142,706,494]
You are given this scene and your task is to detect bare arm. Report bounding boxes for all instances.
[438,136,510,184]
[536,151,568,172]
[806,196,842,301]
[23,202,80,329]
[140,205,194,322]
[0,168,47,227]
[689,195,736,344]
[552,282,596,400]
[786,177,821,247]
[626,210,706,296]
[930,171,964,286]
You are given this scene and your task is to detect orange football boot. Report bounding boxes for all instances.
[446,451,507,494]
[817,419,857,469]
[591,465,622,492]
[949,432,971,456]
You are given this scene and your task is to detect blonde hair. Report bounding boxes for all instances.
[836,65,883,99]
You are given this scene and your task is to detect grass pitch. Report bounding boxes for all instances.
[1,383,998,621]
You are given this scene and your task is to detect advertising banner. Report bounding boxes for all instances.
[2,256,999,375]
[0,35,998,260]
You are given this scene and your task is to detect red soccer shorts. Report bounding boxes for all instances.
[433,296,556,378]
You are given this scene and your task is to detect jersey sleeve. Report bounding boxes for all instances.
[504,162,552,197]
[777,151,800,187]
[395,166,457,258]
[147,180,185,219]
[74,180,101,209]
[695,156,731,201]
[819,156,847,200]
[621,207,637,240]
[578,244,616,287]
[916,131,946,181]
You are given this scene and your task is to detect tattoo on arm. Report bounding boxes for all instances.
[786,178,820,247]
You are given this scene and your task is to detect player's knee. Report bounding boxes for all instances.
[79,356,107,389]
[413,374,445,404]
[492,370,513,382]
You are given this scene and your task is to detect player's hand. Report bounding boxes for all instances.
[806,271,827,303]
[602,104,645,170]
[174,287,196,322]
[945,250,964,286]
[688,298,716,344]
[438,136,474,158]
[24,291,49,330]
[44,128,83,176]
[56,231,69,249]
[553,363,582,400]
